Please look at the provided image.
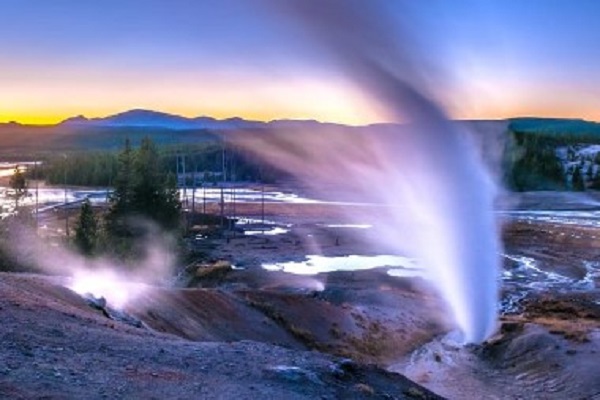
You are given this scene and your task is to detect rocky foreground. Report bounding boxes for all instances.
[0,273,442,399]
[2,197,600,399]
[2,261,599,399]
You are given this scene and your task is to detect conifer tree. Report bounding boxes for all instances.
[74,199,98,255]
[105,137,181,241]
[572,166,585,191]
[9,165,27,209]
[105,139,134,236]
[130,137,181,231]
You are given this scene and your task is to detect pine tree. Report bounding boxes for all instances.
[9,165,27,209]
[105,139,134,237]
[131,137,181,231]
[74,199,98,255]
[572,166,585,191]
[131,137,161,217]
[586,164,594,179]
[159,172,182,231]
[104,137,181,241]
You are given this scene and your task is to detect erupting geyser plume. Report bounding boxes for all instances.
[243,0,501,343]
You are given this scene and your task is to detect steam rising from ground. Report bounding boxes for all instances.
[244,0,501,343]
[3,220,175,309]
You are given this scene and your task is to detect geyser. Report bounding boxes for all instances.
[246,0,500,343]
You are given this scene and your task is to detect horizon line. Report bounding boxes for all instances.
[1,108,598,127]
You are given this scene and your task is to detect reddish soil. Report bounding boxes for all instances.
[0,273,443,399]
[2,193,600,399]
[503,220,600,280]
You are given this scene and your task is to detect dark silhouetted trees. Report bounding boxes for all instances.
[9,165,27,208]
[105,137,181,241]
[74,199,98,255]
[105,139,134,237]
[572,166,585,191]
[503,132,566,191]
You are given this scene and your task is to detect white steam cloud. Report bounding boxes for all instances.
[4,219,175,309]
[243,0,501,343]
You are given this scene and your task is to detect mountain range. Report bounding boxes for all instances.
[2,108,597,133]
[59,109,332,130]
[0,109,348,154]
[2,109,599,156]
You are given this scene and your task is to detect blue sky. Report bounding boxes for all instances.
[1,0,600,124]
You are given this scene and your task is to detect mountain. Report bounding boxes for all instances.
[58,109,357,131]
[0,110,352,154]
[6,111,597,162]
[61,109,265,130]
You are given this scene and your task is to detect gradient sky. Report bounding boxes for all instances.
[1,0,600,125]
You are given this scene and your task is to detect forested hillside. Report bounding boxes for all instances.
[0,124,217,157]
[503,118,600,191]
[7,117,600,192]
[31,142,281,187]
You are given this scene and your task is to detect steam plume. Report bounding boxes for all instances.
[245,0,500,342]
[4,219,175,309]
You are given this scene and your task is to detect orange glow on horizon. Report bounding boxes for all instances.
[5,107,599,127]
[0,67,384,126]
[0,107,379,127]
[5,98,600,126]
[2,69,599,125]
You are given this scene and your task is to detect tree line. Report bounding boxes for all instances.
[1,137,184,269]
[503,126,600,191]
[32,141,281,187]
[74,137,181,257]
[1,136,286,271]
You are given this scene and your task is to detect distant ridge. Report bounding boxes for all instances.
[59,109,344,131]
[3,111,598,155]
[2,109,589,131]
[60,109,265,130]
[507,117,600,136]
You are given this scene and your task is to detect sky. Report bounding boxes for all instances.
[1,0,600,125]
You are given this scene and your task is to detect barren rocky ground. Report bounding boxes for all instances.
[2,196,600,399]
[0,273,442,399]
